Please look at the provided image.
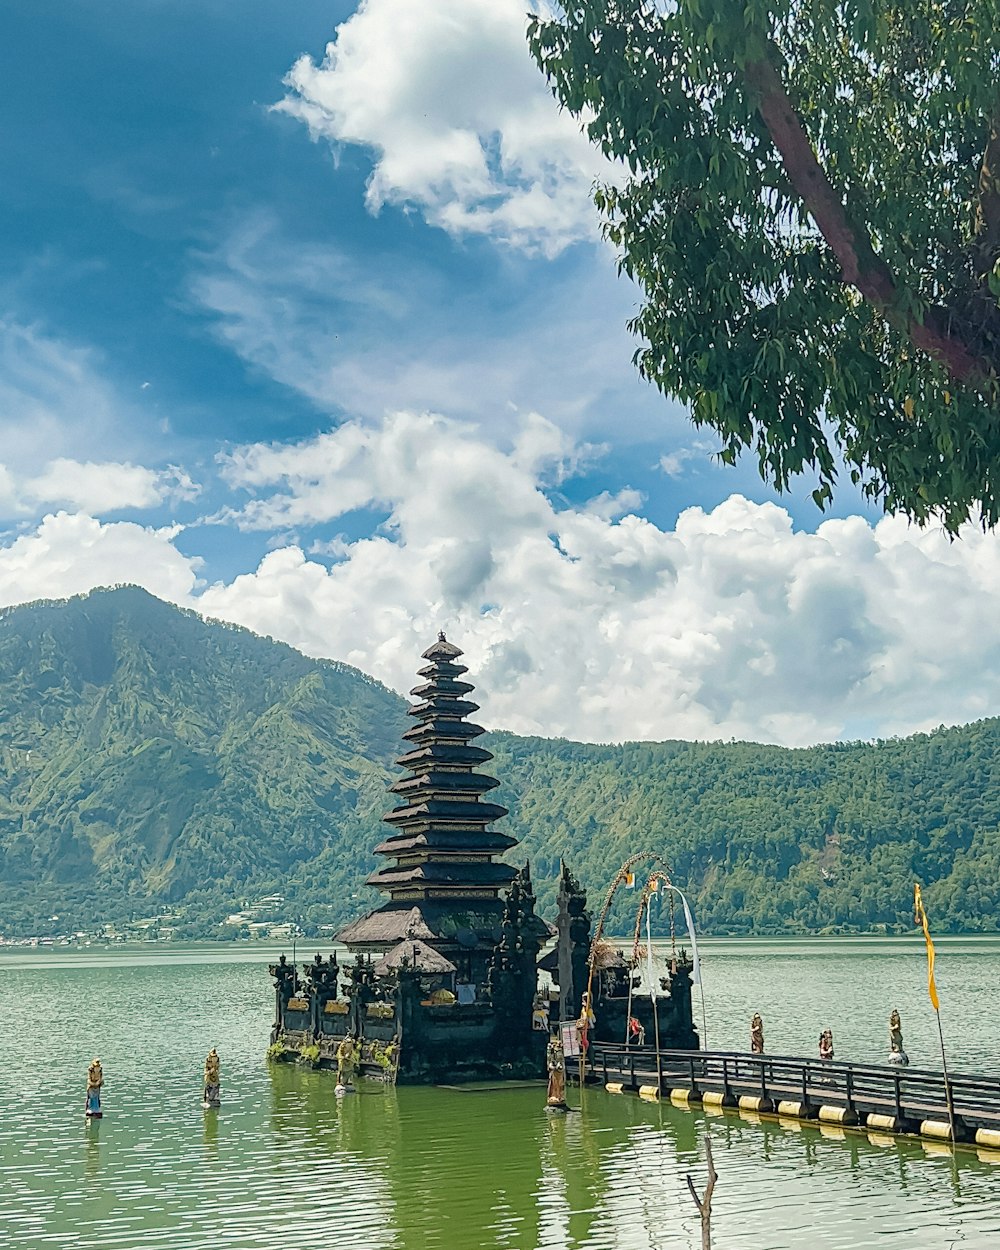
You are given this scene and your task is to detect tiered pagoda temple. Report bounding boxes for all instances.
[336,632,527,986]
[268,634,550,1084]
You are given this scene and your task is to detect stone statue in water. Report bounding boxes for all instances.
[202,1048,221,1108]
[750,1013,764,1054]
[546,1033,567,1109]
[336,1035,359,1093]
[888,1009,909,1066]
[85,1058,104,1119]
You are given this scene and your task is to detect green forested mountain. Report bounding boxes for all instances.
[0,587,403,937]
[1,587,998,938]
[492,730,1000,935]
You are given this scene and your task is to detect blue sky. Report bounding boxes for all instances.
[1,0,997,747]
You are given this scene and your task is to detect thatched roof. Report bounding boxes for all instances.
[336,905,437,947]
[421,632,463,661]
[591,940,632,970]
[374,939,457,976]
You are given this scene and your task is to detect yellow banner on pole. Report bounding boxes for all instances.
[913,883,940,1012]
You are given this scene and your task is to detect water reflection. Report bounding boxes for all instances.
[83,1118,102,1180]
[202,1107,219,1158]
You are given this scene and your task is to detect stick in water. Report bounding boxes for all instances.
[685,1135,718,1250]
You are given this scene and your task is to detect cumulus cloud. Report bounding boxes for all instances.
[191,410,1000,747]
[275,0,615,255]
[0,513,202,607]
[3,417,998,748]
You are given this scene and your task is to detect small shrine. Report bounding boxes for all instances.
[542,863,699,1052]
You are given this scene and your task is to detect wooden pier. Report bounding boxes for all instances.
[588,1043,1000,1147]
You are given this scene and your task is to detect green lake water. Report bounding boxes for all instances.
[1,937,999,1249]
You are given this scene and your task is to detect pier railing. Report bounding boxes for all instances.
[589,1043,1000,1136]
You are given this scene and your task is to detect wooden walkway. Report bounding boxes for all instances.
[588,1043,1000,1146]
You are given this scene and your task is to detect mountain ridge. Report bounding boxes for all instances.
[0,587,997,938]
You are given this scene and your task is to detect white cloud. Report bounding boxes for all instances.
[0,320,124,467]
[0,319,198,520]
[188,214,689,450]
[275,0,615,255]
[192,411,1000,747]
[0,513,202,607]
[659,441,719,478]
[585,488,645,521]
[23,460,199,514]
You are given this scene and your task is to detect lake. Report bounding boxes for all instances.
[1,937,998,1249]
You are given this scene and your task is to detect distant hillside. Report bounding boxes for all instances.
[491,727,1000,935]
[0,587,998,937]
[0,587,404,936]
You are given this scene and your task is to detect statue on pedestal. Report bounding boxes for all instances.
[336,1035,358,1093]
[85,1058,104,1119]
[888,1009,909,1066]
[750,1013,764,1054]
[546,1033,567,1110]
[202,1048,221,1108]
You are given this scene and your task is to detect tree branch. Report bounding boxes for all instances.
[975,112,1000,277]
[742,52,994,391]
[686,1135,718,1250]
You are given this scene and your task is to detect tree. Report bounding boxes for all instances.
[528,1,1000,531]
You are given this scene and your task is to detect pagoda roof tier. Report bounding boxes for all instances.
[407,696,480,719]
[409,677,475,698]
[366,861,517,890]
[336,899,505,949]
[415,660,470,680]
[389,771,499,797]
[394,743,494,770]
[374,829,518,856]
[421,634,464,661]
[382,799,509,827]
[373,939,457,976]
[401,719,485,744]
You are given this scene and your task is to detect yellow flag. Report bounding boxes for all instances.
[914,883,940,1011]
